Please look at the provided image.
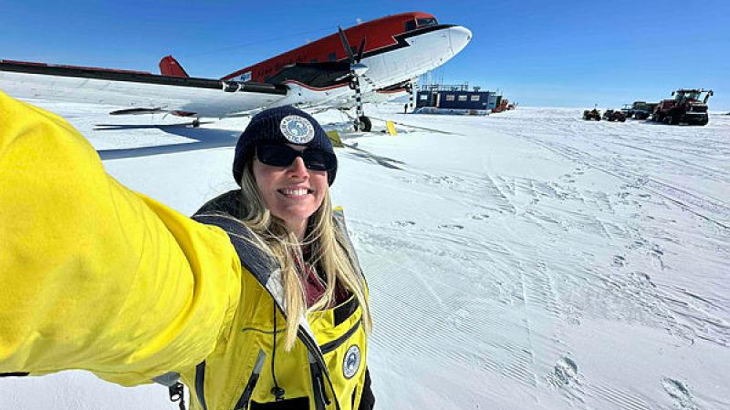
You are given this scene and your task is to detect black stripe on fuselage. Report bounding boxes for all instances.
[0,60,287,95]
[354,24,456,62]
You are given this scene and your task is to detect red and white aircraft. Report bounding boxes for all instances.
[0,12,471,131]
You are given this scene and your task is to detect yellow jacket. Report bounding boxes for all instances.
[0,92,369,410]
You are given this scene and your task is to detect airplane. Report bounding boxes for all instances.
[0,12,471,131]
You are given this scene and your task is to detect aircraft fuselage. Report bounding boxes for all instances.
[0,12,471,118]
[224,12,472,111]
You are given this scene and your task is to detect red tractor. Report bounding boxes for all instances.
[652,88,713,126]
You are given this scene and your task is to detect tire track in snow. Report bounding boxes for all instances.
[518,260,589,407]
[360,219,566,403]
[617,225,730,347]
[364,253,453,358]
[481,173,518,215]
[608,140,730,184]
[359,228,548,407]
[398,169,517,216]
[359,225,526,366]
[349,112,730,407]
[514,132,730,231]
[639,176,730,221]
[589,383,652,410]
[480,243,572,399]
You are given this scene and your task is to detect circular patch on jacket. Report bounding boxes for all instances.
[343,345,361,379]
[280,115,315,144]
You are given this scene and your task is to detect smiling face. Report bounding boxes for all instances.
[252,144,328,240]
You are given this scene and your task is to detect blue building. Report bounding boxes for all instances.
[415,85,499,114]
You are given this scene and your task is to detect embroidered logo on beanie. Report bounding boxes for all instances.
[280,115,315,144]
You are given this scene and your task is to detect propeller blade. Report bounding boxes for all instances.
[356,37,366,62]
[338,26,355,64]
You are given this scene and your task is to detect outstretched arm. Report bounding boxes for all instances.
[0,92,241,386]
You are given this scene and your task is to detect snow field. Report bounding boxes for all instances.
[1,100,728,409]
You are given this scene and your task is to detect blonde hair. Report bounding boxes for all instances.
[239,161,372,350]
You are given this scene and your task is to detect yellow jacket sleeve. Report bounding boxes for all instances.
[0,91,242,386]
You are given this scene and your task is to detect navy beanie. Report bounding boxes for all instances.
[232,106,337,186]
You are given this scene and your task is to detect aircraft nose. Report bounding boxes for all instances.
[448,26,472,55]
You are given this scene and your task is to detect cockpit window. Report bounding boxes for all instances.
[416,17,438,27]
[405,17,437,32]
[675,91,701,101]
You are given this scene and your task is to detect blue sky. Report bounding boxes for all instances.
[1,0,728,109]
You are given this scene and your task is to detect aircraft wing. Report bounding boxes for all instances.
[0,60,288,118]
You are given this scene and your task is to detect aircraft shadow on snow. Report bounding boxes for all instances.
[94,122,240,160]
[323,123,407,171]
[343,145,406,170]
[94,122,408,171]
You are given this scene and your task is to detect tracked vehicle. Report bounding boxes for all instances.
[652,89,713,125]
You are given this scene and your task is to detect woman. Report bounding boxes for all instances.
[0,92,373,410]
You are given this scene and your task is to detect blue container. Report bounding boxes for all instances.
[436,91,491,110]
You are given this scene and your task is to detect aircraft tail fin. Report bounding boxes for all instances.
[159,55,189,78]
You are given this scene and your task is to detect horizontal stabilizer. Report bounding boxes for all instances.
[109,107,198,117]
[109,107,164,115]
[159,55,189,78]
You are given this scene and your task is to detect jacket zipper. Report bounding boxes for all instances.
[298,328,341,410]
[233,350,267,410]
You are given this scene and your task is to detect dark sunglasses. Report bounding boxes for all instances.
[255,145,336,172]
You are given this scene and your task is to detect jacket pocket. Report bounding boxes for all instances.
[320,319,362,355]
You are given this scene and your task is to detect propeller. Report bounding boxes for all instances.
[338,26,369,131]
[356,38,366,62]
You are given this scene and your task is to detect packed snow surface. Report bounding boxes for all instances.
[1,101,729,410]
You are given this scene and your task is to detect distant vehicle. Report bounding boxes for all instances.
[630,101,658,120]
[492,97,513,113]
[603,109,626,122]
[620,104,633,118]
[652,88,713,125]
[583,108,601,121]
